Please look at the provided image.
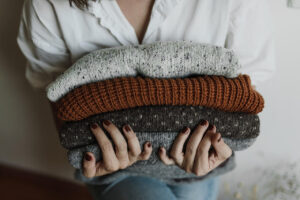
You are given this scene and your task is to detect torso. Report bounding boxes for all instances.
[48,0,232,63]
[116,0,155,44]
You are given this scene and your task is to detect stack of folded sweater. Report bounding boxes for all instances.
[46,40,264,185]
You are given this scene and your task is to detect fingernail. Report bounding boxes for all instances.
[90,123,98,130]
[182,127,189,134]
[159,147,164,153]
[103,120,111,126]
[208,124,214,130]
[200,119,207,126]
[217,135,222,142]
[125,125,131,132]
[147,142,152,148]
[85,154,92,161]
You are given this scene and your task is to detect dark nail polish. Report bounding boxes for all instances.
[125,125,131,132]
[147,142,152,148]
[182,127,189,134]
[103,120,111,126]
[208,124,214,130]
[209,147,216,155]
[85,154,92,161]
[200,120,207,126]
[159,147,163,153]
[91,123,98,129]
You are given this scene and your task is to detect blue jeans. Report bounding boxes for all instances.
[86,175,219,200]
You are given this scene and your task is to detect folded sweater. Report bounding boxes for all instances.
[68,135,254,169]
[53,74,264,121]
[46,40,242,102]
[68,132,240,185]
[60,105,260,149]
[73,153,236,186]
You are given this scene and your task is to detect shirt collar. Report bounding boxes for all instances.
[85,0,184,45]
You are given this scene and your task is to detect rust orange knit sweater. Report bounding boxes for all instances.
[53,75,264,121]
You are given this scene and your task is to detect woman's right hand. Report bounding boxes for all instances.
[83,120,153,178]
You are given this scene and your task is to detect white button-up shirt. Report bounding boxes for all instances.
[17,0,276,90]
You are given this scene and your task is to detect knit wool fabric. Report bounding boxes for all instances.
[59,105,260,149]
[46,40,242,102]
[68,135,254,169]
[73,153,236,186]
[53,74,264,121]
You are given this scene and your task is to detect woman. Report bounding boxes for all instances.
[17,0,275,199]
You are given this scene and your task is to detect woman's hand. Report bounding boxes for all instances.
[83,120,153,178]
[158,120,232,176]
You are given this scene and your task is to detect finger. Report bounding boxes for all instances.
[138,141,153,161]
[169,127,190,166]
[94,161,112,177]
[182,120,209,172]
[90,123,119,171]
[122,125,142,159]
[193,131,215,176]
[102,120,129,162]
[158,147,175,165]
[211,133,233,167]
[82,152,96,178]
[208,148,218,168]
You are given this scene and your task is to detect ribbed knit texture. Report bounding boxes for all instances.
[59,105,260,149]
[53,74,264,121]
[46,40,242,102]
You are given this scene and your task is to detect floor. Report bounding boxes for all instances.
[0,164,93,200]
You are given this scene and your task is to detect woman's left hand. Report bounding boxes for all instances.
[158,120,232,176]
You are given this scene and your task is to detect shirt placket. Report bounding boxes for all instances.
[86,0,183,45]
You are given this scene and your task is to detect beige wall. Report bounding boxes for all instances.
[1,0,300,195]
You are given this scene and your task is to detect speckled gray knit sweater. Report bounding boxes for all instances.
[46,40,241,102]
[73,152,236,186]
[60,105,260,149]
[69,133,239,185]
[68,135,252,168]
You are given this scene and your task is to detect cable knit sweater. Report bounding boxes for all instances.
[46,40,241,102]
[59,105,260,149]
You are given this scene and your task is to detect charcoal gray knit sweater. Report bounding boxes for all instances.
[60,105,260,149]
[69,134,238,185]
[73,153,236,186]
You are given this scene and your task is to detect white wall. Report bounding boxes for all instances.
[219,1,300,199]
[0,0,299,196]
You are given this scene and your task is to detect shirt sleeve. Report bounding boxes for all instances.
[17,0,71,91]
[225,0,276,87]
